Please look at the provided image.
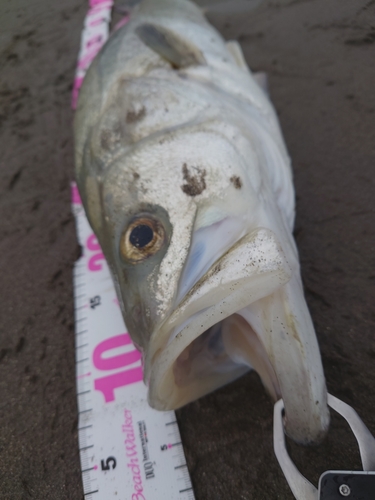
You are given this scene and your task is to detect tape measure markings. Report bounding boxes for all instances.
[72,4,195,497]
[72,188,195,499]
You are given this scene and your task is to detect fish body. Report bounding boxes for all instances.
[74,0,329,444]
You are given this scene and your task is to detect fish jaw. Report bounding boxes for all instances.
[145,227,329,445]
[236,276,330,444]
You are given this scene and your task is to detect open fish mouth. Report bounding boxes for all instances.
[145,227,330,445]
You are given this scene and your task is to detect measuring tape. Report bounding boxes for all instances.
[72,186,194,499]
[72,2,195,498]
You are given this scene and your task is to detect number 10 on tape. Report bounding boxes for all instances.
[72,184,195,500]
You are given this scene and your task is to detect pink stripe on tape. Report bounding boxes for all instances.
[88,17,106,27]
[90,0,111,7]
[71,183,82,205]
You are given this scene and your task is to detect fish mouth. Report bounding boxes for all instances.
[144,227,330,444]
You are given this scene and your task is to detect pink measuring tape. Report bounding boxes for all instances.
[71,3,194,499]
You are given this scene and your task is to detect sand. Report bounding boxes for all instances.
[0,0,374,498]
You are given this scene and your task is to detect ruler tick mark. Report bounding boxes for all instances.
[79,408,92,414]
[165,421,177,426]
[180,487,193,493]
[78,425,93,431]
[76,357,89,364]
[80,444,94,451]
[78,390,91,396]
[175,463,187,469]
[168,441,182,447]
[75,304,87,311]
[82,465,98,472]
[84,490,98,496]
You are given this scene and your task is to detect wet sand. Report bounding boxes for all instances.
[0,0,374,498]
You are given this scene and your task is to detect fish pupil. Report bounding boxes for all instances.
[130,224,154,248]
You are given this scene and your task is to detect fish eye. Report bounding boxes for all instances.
[120,216,165,263]
[129,224,154,248]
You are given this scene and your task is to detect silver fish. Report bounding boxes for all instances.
[74,0,330,444]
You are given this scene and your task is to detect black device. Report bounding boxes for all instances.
[318,471,375,500]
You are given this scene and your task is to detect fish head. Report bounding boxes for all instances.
[83,123,260,344]
[77,120,329,445]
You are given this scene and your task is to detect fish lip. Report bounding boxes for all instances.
[144,227,330,444]
[145,227,292,377]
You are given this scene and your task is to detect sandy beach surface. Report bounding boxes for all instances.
[0,0,374,498]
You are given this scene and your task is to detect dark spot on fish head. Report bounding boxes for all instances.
[133,172,140,180]
[230,175,242,189]
[126,106,146,124]
[181,163,206,197]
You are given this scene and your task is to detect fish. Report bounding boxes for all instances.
[74,0,330,444]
